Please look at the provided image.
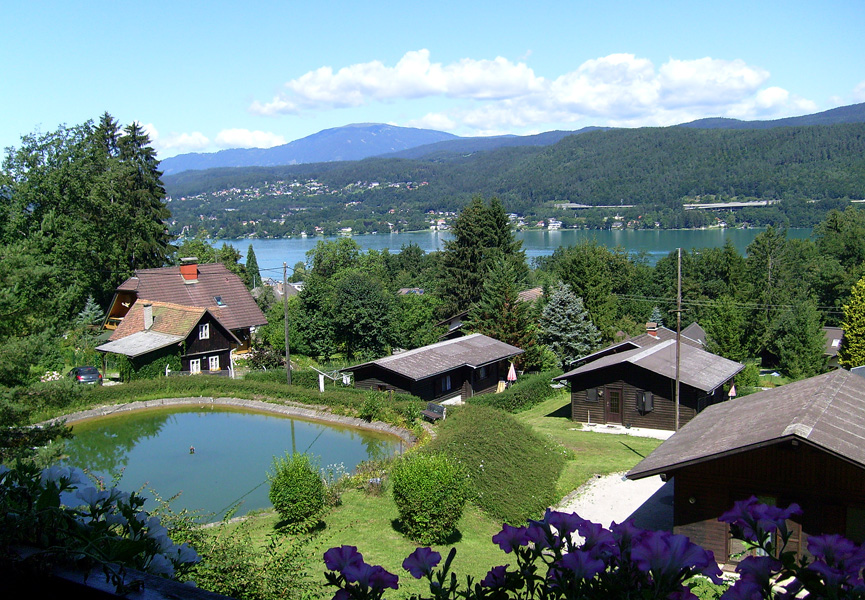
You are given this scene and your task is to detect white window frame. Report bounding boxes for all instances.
[199,323,210,340]
[189,359,201,374]
[209,355,220,371]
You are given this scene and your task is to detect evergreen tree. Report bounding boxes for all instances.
[771,298,828,379]
[702,295,748,362]
[649,306,665,328]
[245,244,260,289]
[467,258,537,368]
[840,277,865,369]
[539,282,601,369]
[438,196,526,317]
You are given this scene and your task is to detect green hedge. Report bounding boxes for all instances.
[268,452,326,525]
[467,369,563,413]
[428,404,567,524]
[391,452,469,544]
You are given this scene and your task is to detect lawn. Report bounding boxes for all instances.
[513,390,664,499]
[203,389,663,597]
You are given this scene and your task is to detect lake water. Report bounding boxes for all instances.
[214,228,813,277]
[62,407,402,520]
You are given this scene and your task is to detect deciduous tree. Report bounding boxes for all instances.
[840,277,865,369]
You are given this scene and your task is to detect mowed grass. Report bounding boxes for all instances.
[514,390,663,499]
[196,387,662,596]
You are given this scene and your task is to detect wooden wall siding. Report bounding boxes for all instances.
[353,366,415,396]
[670,442,865,564]
[185,314,234,356]
[568,364,708,430]
[182,348,231,372]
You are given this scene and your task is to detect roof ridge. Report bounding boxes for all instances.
[783,370,848,439]
[377,333,482,363]
[629,338,675,362]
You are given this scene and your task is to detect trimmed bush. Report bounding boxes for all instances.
[268,452,326,525]
[467,369,562,413]
[391,452,469,545]
[429,404,567,524]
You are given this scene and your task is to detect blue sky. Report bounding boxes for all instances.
[2,0,864,159]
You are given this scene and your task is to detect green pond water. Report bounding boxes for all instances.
[62,406,403,520]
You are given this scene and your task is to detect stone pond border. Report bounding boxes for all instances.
[43,396,417,445]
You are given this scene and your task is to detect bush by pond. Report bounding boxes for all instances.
[268,452,326,527]
[391,452,469,545]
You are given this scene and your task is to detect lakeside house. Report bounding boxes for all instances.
[627,369,865,565]
[343,333,523,403]
[96,300,239,375]
[103,258,267,351]
[554,324,743,431]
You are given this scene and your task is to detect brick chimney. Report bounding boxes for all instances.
[180,257,199,282]
[646,322,658,337]
[143,303,154,330]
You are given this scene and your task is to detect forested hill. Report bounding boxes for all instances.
[164,122,865,207]
[680,102,865,129]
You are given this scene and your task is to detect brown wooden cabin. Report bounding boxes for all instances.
[554,337,743,431]
[96,300,240,375]
[103,259,266,352]
[627,369,865,566]
[344,333,524,403]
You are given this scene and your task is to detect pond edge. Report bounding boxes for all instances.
[43,396,417,445]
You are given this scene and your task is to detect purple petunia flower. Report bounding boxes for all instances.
[525,521,554,550]
[481,565,509,589]
[555,550,606,580]
[631,530,722,584]
[610,519,647,547]
[720,578,764,600]
[332,589,350,600]
[324,545,364,573]
[736,555,780,584]
[402,547,442,579]
[545,510,587,538]
[342,563,399,591]
[492,523,529,553]
[575,520,619,560]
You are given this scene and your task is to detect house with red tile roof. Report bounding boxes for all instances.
[97,300,240,378]
[103,259,267,351]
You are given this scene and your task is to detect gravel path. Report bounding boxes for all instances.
[554,472,673,531]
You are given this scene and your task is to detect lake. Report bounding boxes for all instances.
[214,228,813,277]
[62,406,402,520]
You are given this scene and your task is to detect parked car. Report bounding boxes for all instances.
[68,366,103,385]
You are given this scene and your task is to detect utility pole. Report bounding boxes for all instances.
[675,247,682,431]
[283,262,292,385]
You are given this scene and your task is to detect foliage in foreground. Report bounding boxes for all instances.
[268,452,326,526]
[0,463,199,591]
[323,499,864,600]
[429,405,567,524]
[390,452,469,545]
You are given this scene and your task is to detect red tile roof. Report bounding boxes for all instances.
[115,263,267,331]
[110,300,238,343]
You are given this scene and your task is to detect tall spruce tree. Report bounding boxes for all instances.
[246,244,260,289]
[771,298,828,379]
[467,258,536,368]
[539,282,601,369]
[438,196,526,317]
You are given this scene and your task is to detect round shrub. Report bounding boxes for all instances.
[390,452,469,545]
[268,452,326,524]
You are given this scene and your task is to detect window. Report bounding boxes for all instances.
[214,295,226,307]
[189,359,201,374]
[479,365,488,380]
[199,323,210,340]
[441,375,452,392]
[636,391,654,413]
[209,356,220,371]
[586,388,599,403]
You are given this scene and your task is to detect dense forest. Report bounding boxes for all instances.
[162,123,865,238]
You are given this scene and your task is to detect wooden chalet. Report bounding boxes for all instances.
[554,330,743,431]
[103,259,266,351]
[627,369,865,565]
[344,333,524,403]
[96,300,239,375]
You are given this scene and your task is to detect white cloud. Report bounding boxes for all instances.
[250,49,542,116]
[406,112,457,132]
[144,123,211,155]
[854,80,865,102]
[214,129,286,149]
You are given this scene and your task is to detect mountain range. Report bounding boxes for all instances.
[160,103,865,176]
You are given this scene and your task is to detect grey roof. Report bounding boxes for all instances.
[344,333,524,381]
[628,369,865,479]
[681,322,707,345]
[823,326,844,357]
[96,331,184,358]
[555,338,743,393]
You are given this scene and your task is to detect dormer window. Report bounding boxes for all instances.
[199,323,210,340]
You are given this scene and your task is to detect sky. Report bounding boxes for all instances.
[2,1,864,159]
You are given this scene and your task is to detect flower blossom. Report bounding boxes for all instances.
[402,547,441,578]
[324,545,364,572]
